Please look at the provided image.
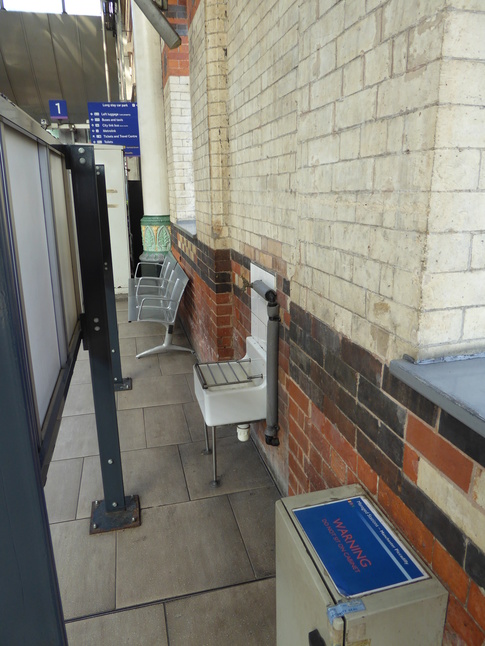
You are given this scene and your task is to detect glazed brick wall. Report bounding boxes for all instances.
[223,0,485,364]
[289,301,485,644]
[172,226,233,361]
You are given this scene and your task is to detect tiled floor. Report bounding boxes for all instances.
[44,298,279,645]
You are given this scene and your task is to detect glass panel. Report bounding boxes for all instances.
[4,127,60,428]
[49,151,80,346]
[4,0,101,15]
[4,0,62,12]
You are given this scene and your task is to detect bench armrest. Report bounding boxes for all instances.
[134,262,163,280]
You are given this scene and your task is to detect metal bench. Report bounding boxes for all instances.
[128,257,194,358]
[133,251,177,301]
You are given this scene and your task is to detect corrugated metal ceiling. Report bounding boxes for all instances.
[0,11,119,125]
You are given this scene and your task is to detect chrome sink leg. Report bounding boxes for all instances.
[210,426,220,487]
[202,423,212,455]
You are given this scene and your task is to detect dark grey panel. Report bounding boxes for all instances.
[21,13,63,119]
[78,16,111,107]
[0,11,118,125]
[0,12,41,111]
[0,48,15,102]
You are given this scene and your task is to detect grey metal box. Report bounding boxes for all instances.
[276,485,448,646]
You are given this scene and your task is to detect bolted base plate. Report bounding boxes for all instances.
[90,495,141,534]
[114,377,133,392]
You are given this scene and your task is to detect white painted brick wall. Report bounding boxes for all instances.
[185,0,485,362]
[164,76,196,223]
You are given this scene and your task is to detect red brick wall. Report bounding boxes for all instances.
[161,1,189,87]
[186,0,201,26]
[288,302,485,645]
[172,224,485,644]
[172,228,233,362]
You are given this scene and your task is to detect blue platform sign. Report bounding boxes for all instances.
[293,496,428,598]
[49,99,68,121]
[88,102,140,156]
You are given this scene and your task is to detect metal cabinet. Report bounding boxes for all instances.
[276,485,448,646]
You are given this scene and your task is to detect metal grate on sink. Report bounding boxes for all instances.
[195,359,263,390]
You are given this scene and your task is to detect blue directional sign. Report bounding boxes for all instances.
[49,99,68,121]
[88,102,140,156]
[293,496,428,597]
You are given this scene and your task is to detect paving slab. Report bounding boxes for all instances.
[116,498,254,607]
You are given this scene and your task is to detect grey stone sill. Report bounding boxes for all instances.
[173,219,196,238]
[389,356,485,440]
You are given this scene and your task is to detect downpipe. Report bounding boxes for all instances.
[252,280,280,447]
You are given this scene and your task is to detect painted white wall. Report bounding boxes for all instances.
[94,145,130,293]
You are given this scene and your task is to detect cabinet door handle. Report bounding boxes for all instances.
[308,628,326,646]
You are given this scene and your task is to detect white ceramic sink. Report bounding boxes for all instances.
[194,336,267,427]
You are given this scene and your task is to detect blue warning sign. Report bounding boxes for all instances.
[293,496,428,598]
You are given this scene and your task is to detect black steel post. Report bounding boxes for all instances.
[95,164,132,392]
[0,133,67,645]
[66,145,139,532]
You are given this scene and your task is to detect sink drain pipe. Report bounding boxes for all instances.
[251,280,280,447]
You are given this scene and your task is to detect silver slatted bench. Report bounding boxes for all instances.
[128,254,194,358]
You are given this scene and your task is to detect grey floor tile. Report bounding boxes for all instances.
[71,359,91,385]
[52,414,99,460]
[229,486,280,578]
[186,372,197,400]
[118,408,146,451]
[50,519,116,620]
[121,354,162,381]
[117,374,193,410]
[119,336,137,356]
[118,321,162,338]
[158,351,196,376]
[182,406,236,444]
[120,446,189,509]
[179,435,273,499]
[165,578,276,646]
[135,333,191,356]
[77,347,89,362]
[182,401,205,441]
[76,446,188,518]
[63,383,95,417]
[66,604,168,646]
[135,334,166,356]
[116,498,254,607]
[144,404,191,447]
[44,458,83,524]
[116,297,128,312]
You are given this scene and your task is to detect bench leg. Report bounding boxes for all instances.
[136,325,195,358]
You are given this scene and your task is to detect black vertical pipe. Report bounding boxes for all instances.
[265,301,280,446]
[67,145,126,511]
